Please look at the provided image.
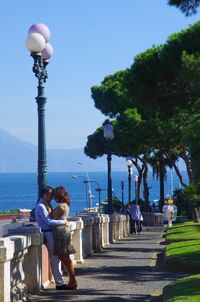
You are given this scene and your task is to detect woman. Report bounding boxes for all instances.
[52,186,77,290]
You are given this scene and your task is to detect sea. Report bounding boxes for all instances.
[0,171,188,215]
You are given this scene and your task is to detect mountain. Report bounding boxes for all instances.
[0,129,126,172]
[0,129,187,173]
[0,129,36,172]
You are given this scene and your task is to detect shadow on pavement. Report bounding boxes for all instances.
[29,290,160,302]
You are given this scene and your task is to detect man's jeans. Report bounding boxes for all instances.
[130,219,140,234]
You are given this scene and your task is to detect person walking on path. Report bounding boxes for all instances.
[51,186,77,290]
[138,207,143,233]
[35,186,70,290]
[128,201,142,234]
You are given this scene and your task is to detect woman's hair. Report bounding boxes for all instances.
[53,186,70,206]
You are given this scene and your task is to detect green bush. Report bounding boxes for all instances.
[0,209,20,215]
[183,182,200,208]
[173,189,188,216]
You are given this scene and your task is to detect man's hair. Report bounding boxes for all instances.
[39,186,53,198]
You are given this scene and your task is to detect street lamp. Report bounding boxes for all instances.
[120,181,125,206]
[126,157,133,204]
[72,175,88,208]
[134,175,139,204]
[77,162,93,209]
[103,123,114,214]
[25,23,53,196]
[83,180,102,212]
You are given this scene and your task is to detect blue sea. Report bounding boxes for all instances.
[0,171,188,214]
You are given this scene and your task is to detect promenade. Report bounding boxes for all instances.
[29,227,183,302]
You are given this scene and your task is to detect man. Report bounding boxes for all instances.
[35,186,69,290]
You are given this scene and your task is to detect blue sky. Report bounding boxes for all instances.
[0,0,199,149]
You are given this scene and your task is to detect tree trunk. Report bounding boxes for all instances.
[172,162,187,188]
[143,163,150,211]
[131,157,145,201]
[192,207,200,223]
[137,169,143,201]
[163,151,187,188]
[181,147,194,184]
[159,161,165,210]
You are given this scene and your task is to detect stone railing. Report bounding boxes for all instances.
[142,212,164,226]
[68,217,84,263]
[76,213,111,256]
[109,214,130,243]
[0,213,130,302]
[0,226,42,302]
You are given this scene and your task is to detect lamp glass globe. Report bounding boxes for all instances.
[103,124,114,140]
[42,42,53,60]
[28,23,51,42]
[26,33,46,53]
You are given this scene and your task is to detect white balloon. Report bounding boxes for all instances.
[25,32,46,52]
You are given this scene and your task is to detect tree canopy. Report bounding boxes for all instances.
[84,21,200,208]
[168,0,200,16]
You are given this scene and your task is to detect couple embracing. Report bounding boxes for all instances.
[35,186,77,290]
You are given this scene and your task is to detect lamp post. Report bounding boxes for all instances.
[126,157,133,204]
[103,123,114,214]
[134,175,139,204]
[25,23,53,197]
[83,180,102,212]
[120,181,125,206]
[72,175,88,208]
[77,162,93,209]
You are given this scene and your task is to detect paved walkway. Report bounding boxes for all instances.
[29,228,183,302]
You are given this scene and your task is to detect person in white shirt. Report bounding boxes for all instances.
[35,186,70,290]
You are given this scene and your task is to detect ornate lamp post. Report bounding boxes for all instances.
[25,23,53,196]
[77,162,93,210]
[126,157,133,204]
[103,123,114,214]
[72,175,88,208]
[120,181,125,206]
[83,180,102,211]
[134,175,139,204]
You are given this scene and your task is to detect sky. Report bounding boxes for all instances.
[0,0,200,150]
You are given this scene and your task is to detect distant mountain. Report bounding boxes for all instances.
[0,129,126,172]
[0,129,36,172]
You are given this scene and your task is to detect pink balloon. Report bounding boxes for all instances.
[42,42,53,60]
[28,23,51,42]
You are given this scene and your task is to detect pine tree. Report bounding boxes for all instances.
[168,0,200,16]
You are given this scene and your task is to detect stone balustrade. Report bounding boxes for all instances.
[101,214,110,247]
[0,226,43,302]
[76,215,94,258]
[0,213,131,302]
[76,213,110,255]
[68,217,84,263]
[142,212,164,226]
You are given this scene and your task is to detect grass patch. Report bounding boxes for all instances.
[166,222,200,244]
[164,222,200,301]
[166,240,200,273]
[0,209,20,215]
[165,222,200,273]
[163,274,200,302]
